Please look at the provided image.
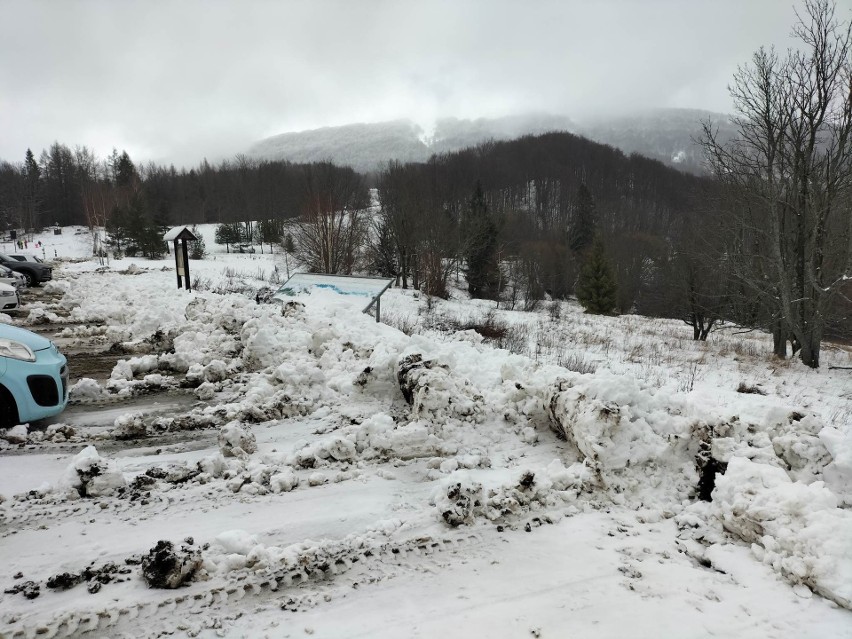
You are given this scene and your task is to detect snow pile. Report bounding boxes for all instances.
[294,435,357,468]
[359,414,445,460]
[820,427,852,506]
[43,280,71,295]
[765,410,833,484]
[1,424,28,444]
[216,529,259,555]
[218,422,257,458]
[397,353,483,422]
[69,377,106,401]
[59,446,126,497]
[713,457,852,609]
[433,472,483,526]
[546,372,696,500]
[110,412,147,439]
[433,464,582,527]
[269,467,300,493]
[26,308,62,324]
[44,423,77,443]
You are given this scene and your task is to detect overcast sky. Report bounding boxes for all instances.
[0,0,814,167]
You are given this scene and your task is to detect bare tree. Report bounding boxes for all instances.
[702,0,852,367]
[293,162,368,274]
[378,162,424,289]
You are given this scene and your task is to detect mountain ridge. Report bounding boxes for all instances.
[249,109,734,174]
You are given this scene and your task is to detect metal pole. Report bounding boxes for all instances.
[375,296,380,323]
[182,239,191,292]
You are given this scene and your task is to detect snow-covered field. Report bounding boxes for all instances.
[0,225,850,638]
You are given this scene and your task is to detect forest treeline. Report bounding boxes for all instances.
[0,132,715,317]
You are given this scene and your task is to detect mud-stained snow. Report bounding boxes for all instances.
[0,231,850,638]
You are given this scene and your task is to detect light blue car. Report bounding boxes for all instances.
[0,324,68,428]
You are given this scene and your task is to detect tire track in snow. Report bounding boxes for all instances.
[2,530,488,638]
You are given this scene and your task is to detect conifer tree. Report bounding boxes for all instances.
[576,236,618,314]
[462,181,501,299]
[189,225,207,259]
[214,223,241,253]
[22,149,42,230]
[105,205,130,254]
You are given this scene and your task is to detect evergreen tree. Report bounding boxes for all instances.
[105,205,130,254]
[259,218,282,252]
[283,233,295,254]
[189,225,206,259]
[115,151,137,189]
[214,222,241,252]
[123,193,165,259]
[22,149,41,230]
[462,181,501,299]
[576,236,618,314]
[568,183,596,253]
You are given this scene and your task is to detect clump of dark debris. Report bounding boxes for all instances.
[141,540,202,589]
[736,382,767,395]
[4,559,135,599]
[121,464,201,502]
[46,561,132,594]
[4,580,40,599]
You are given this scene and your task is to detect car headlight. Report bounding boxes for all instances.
[0,290,14,297]
[0,339,35,362]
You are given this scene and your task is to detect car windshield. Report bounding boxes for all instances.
[0,254,11,261]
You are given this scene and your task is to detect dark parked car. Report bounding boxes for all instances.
[0,253,52,287]
[8,254,46,264]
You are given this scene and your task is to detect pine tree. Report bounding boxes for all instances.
[23,149,41,230]
[189,225,207,259]
[115,151,137,189]
[123,193,165,259]
[106,205,130,255]
[214,223,241,253]
[462,181,501,299]
[568,183,596,253]
[576,236,618,314]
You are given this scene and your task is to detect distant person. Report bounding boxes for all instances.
[17,240,22,249]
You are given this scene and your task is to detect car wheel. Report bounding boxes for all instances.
[21,271,34,287]
[0,385,19,429]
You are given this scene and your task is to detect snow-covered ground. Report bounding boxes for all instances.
[0,225,850,638]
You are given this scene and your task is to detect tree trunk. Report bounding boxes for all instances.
[772,322,787,358]
[799,330,821,369]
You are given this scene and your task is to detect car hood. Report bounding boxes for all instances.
[0,323,53,351]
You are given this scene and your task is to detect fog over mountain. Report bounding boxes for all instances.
[249,114,576,173]
[249,109,735,174]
